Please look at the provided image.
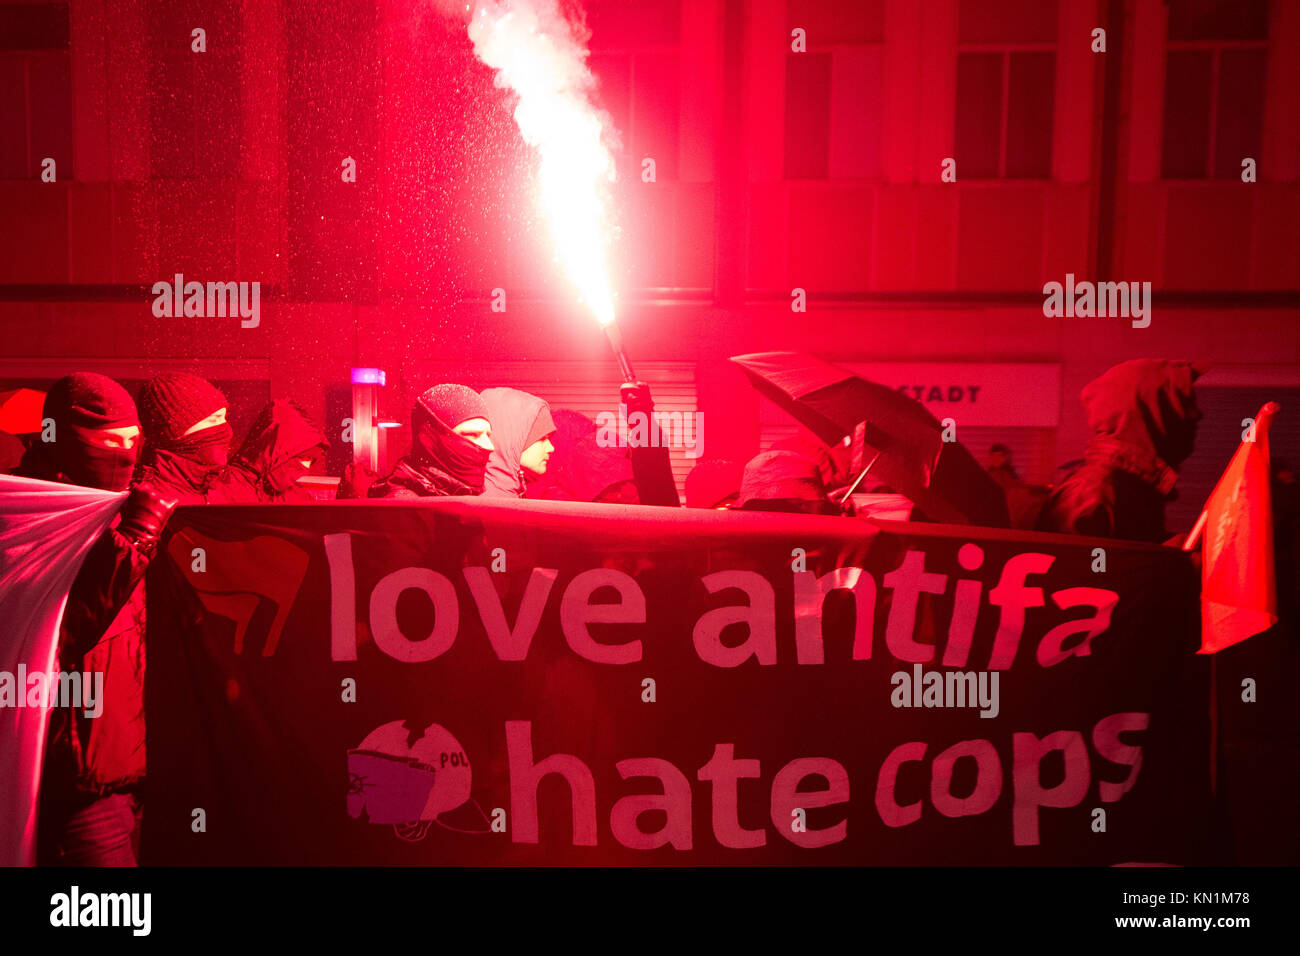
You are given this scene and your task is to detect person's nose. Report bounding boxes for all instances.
[477,434,494,451]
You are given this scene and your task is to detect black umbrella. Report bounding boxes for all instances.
[731,351,1009,527]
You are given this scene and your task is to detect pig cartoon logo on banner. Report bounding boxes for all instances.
[347,721,479,841]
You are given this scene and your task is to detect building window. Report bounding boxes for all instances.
[954,0,1056,180]
[587,0,681,182]
[783,0,884,180]
[0,3,72,181]
[1161,0,1268,180]
[148,1,242,180]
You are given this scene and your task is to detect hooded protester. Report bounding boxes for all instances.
[480,387,556,499]
[16,373,141,491]
[1036,359,1208,542]
[208,399,328,504]
[12,373,176,866]
[736,450,838,515]
[368,384,494,498]
[136,372,232,505]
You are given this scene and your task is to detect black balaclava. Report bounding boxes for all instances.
[138,373,231,497]
[410,384,491,494]
[265,448,320,494]
[160,422,234,467]
[39,373,141,491]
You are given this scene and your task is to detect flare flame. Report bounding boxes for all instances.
[454,0,619,326]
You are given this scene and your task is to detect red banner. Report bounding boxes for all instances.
[145,499,1211,864]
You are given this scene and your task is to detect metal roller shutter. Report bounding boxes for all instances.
[1166,386,1300,534]
[411,361,698,499]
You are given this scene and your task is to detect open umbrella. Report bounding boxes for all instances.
[0,388,46,435]
[731,351,1009,527]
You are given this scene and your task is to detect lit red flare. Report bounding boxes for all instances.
[463,0,619,326]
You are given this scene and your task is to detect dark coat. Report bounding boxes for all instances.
[13,456,150,796]
[1036,360,1202,542]
[47,536,149,796]
[526,410,638,503]
[367,456,476,498]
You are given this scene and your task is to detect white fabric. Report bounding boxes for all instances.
[0,474,124,866]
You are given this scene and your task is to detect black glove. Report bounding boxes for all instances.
[118,482,179,546]
[617,381,681,507]
[620,381,654,417]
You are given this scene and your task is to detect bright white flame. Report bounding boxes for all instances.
[461,0,618,326]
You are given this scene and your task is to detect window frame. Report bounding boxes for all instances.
[954,40,1057,181]
[783,35,886,183]
[1161,36,1269,181]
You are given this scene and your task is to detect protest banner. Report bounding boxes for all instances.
[145,499,1211,865]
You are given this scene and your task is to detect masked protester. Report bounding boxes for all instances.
[16,374,139,491]
[480,388,556,499]
[208,399,328,504]
[12,374,176,866]
[136,373,232,505]
[369,384,493,498]
[1036,359,1208,542]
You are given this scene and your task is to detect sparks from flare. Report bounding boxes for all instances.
[464,1,619,327]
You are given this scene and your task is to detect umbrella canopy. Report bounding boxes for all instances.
[730,351,1009,527]
[0,389,46,435]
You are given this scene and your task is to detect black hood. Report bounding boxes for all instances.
[233,400,327,483]
[1081,360,1206,487]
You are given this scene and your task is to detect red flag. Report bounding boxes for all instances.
[1189,402,1279,653]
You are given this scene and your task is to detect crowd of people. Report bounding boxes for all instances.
[4,358,1228,865]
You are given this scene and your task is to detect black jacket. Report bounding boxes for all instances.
[367,456,477,498]
[208,400,326,504]
[13,457,151,795]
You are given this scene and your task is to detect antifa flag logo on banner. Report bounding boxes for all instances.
[166,529,312,657]
[144,499,1211,866]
